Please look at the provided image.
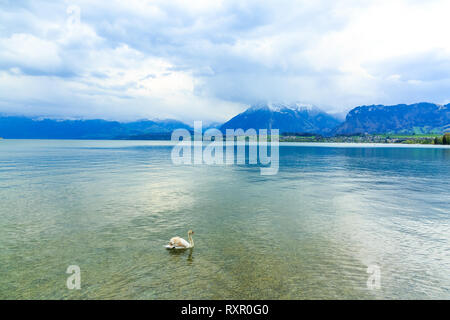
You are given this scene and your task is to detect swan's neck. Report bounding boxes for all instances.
[188,233,194,248]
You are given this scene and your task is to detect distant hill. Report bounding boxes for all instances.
[220,103,342,135]
[0,116,192,139]
[334,103,450,135]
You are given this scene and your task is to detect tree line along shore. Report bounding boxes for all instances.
[278,132,450,144]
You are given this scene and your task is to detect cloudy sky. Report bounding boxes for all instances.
[1,0,450,121]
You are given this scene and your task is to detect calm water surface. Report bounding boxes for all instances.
[0,140,449,299]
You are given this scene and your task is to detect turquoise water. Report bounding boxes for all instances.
[0,140,449,299]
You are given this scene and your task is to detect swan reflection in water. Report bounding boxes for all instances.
[167,247,194,264]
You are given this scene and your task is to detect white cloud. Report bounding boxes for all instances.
[0,0,450,121]
[0,33,61,73]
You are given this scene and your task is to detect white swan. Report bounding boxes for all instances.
[165,230,194,249]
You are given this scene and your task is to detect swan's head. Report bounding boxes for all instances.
[188,230,194,235]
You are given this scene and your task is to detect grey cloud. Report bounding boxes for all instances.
[0,0,450,120]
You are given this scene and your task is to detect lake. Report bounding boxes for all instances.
[0,140,449,299]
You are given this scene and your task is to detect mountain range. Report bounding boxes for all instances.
[220,103,341,135]
[334,102,450,135]
[0,102,449,139]
[0,116,191,139]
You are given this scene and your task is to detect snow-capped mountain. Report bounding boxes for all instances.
[248,102,316,113]
[220,103,342,135]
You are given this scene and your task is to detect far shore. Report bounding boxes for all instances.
[2,134,450,147]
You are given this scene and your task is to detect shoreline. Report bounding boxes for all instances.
[2,138,450,148]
